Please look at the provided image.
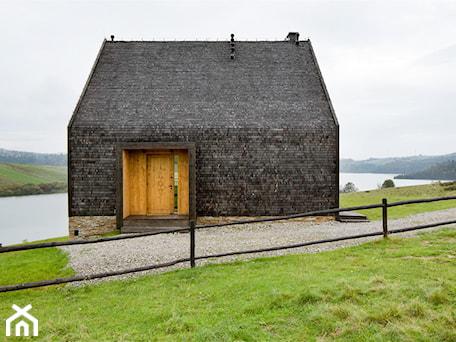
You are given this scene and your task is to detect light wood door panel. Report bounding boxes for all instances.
[146,154,174,215]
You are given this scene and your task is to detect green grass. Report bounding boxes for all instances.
[0,237,72,287]
[0,163,66,185]
[340,182,456,220]
[0,249,73,288]
[1,228,455,341]
[0,163,67,196]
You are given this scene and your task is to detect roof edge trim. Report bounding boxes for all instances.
[68,39,107,129]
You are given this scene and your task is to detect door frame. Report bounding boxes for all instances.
[116,142,196,229]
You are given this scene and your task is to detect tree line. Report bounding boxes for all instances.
[395,160,456,181]
[341,153,456,174]
[0,148,66,166]
[0,182,67,197]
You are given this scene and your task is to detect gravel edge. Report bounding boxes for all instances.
[59,208,456,285]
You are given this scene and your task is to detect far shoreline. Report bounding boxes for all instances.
[0,182,67,197]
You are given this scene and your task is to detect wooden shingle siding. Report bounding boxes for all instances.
[69,126,338,217]
[68,36,339,224]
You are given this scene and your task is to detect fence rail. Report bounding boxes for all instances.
[1,196,455,293]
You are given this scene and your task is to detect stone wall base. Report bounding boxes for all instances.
[69,216,117,239]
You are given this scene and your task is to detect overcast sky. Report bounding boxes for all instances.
[0,0,455,160]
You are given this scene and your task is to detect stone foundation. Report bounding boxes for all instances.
[69,216,117,239]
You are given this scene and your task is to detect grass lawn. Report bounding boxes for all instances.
[0,163,67,196]
[340,182,456,220]
[0,163,66,186]
[1,227,455,341]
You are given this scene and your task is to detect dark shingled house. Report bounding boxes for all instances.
[68,32,339,238]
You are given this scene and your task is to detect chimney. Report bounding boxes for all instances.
[286,32,300,45]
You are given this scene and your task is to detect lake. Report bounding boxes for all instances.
[0,174,447,246]
[0,193,68,247]
[340,173,441,192]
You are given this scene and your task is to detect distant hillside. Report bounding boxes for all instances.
[0,148,66,166]
[0,163,67,197]
[340,153,456,174]
[395,160,456,180]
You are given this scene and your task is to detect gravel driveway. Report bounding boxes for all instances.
[60,208,456,284]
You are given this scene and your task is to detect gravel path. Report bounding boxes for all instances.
[60,208,456,284]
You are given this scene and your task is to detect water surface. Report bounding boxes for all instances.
[340,173,440,192]
[0,193,68,246]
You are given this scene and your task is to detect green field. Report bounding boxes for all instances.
[0,163,67,196]
[1,229,455,341]
[340,181,456,220]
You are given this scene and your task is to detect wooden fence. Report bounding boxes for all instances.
[1,196,455,293]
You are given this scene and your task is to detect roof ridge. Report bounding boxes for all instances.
[105,38,310,43]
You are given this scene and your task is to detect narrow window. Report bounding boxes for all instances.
[174,154,179,213]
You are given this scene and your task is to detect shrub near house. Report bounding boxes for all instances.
[381,179,395,188]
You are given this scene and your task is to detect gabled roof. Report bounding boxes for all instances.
[70,36,338,129]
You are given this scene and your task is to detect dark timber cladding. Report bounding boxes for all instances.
[68,32,339,235]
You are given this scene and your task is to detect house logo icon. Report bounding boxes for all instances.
[5,304,38,337]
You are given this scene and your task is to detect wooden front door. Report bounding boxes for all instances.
[146,153,175,215]
[122,148,190,219]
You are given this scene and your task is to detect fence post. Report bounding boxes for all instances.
[382,198,388,238]
[190,220,196,268]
